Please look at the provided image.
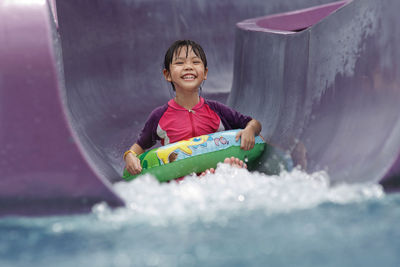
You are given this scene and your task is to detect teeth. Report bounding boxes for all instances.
[183,75,195,80]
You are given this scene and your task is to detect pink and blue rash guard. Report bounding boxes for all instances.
[136,97,253,150]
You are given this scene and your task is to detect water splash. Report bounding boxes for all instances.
[94,163,384,225]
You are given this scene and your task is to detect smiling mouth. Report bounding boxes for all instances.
[182,74,196,80]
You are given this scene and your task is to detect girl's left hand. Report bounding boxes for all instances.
[235,128,255,150]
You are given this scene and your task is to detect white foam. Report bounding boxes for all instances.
[93,163,384,225]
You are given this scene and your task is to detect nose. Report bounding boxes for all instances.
[184,61,193,70]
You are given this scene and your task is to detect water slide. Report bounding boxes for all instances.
[1,0,399,217]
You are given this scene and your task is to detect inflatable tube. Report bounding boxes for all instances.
[123,130,266,182]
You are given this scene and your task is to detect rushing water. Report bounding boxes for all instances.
[1,164,400,267]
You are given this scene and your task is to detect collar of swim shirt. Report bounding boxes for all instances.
[168,97,205,112]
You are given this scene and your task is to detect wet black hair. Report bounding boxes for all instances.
[163,40,207,91]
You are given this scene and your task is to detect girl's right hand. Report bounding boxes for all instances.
[125,153,142,175]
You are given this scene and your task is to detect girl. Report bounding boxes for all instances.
[124,40,262,176]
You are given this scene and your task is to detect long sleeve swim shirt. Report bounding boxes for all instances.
[136,97,252,149]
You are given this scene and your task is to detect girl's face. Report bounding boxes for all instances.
[163,46,208,94]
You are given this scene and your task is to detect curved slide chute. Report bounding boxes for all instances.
[0,0,124,216]
[230,0,400,186]
[1,0,399,216]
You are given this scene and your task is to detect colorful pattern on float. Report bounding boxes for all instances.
[123,129,266,182]
[156,135,211,164]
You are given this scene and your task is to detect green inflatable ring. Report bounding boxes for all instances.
[123,130,266,182]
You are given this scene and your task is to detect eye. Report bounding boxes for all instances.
[193,61,202,64]
[174,61,184,65]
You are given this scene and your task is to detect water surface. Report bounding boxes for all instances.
[1,164,399,267]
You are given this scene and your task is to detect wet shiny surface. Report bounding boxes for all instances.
[1,167,399,266]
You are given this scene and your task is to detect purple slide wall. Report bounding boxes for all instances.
[0,0,399,216]
[0,1,124,216]
[230,0,400,187]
